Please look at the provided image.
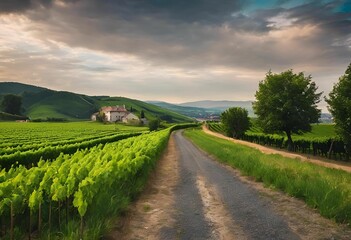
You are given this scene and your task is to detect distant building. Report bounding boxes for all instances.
[91,112,98,121]
[122,112,139,123]
[92,105,141,123]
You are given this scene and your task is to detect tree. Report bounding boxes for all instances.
[140,110,145,119]
[96,111,106,122]
[221,107,250,139]
[148,119,159,131]
[252,70,322,150]
[325,63,351,158]
[1,94,22,115]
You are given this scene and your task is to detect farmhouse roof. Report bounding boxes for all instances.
[101,105,128,112]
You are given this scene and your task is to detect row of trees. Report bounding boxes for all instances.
[1,94,23,115]
[221,62,351,158]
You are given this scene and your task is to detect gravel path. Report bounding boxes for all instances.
[165,130,300,240]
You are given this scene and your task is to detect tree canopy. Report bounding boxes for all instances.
[252,70,322,149]
[148,119,160,131]
[325,63,351,156]
[221,107,250,139]
[1,94,23,115]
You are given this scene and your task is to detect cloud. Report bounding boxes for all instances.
[18,0,348,71]
[0,0,350,110]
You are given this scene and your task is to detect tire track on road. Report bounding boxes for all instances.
[171,130,299,240]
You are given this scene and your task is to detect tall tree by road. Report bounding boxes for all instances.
[253,70,322,150]
[1,94,23,115]
[221,107,250,139]
[325,62,351,158]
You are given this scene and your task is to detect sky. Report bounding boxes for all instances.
[0,0,350,111]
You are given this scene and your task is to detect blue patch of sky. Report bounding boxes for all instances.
[244,0,307,12]
[335,1,351,13]
[244,0,344,13]
[243,0,350,18]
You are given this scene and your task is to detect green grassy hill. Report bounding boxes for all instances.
[26,91,97,120]
[0,82,192,122]
[0,82,47,95]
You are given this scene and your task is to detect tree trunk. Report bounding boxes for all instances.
[58,201,61,231]
[80,216,84,240]
[286,130,294,151]
[28,211,31,240]
[38,202,41,236]
[328,140,334,159]
[66,197,69,226]
[48,200,51,240]
[10,202,14,240]
[0,215,4,237]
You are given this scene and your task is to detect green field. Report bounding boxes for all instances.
[185,129,351,225]
[0,122,149,169]
[209,122,336,139]
[247,123,337,139]
[0,121,147,146]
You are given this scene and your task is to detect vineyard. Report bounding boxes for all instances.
[185,129,351,226]
[207,122,348,161]
[0,122,196,239]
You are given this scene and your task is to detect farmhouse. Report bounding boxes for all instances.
[91,105,140,123]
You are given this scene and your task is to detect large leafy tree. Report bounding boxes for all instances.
[325,63,351,157]
[221,107,250,139]
[1,94,22,115]
[253,70,322,150]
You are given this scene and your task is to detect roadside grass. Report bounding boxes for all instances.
[184,129,351,225]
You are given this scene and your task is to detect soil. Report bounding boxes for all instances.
[105,132,179,240]
[107,130,351,240]
[202,125,351,173]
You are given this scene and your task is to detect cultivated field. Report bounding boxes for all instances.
[0,121,195,239]
[207,122,347,161]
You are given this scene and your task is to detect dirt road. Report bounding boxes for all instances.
[203,125,351,173]
[109,131,351,240]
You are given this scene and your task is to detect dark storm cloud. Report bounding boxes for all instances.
[3,0,350,72]
[0,0,80,13]
[288,1,351,33]
[0,0,32,13]
[0,0,56,13]
[73,0,248,24]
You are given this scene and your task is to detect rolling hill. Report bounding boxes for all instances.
[150,100,255,118]
[179,100,254,115]
[148,101,222,119]
[0,82,192,122]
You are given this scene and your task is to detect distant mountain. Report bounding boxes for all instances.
[0,82,192,122]
[149,100,255,118]
[148,101,221,119]
[179,100,253,109]
[178,100,255,116]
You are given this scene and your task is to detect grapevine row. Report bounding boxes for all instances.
[0,132,117,156]
[0,123,197,239]
[207,122,348,161]
[0,132,143,169]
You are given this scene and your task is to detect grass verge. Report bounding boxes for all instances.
[184,129,351,225]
